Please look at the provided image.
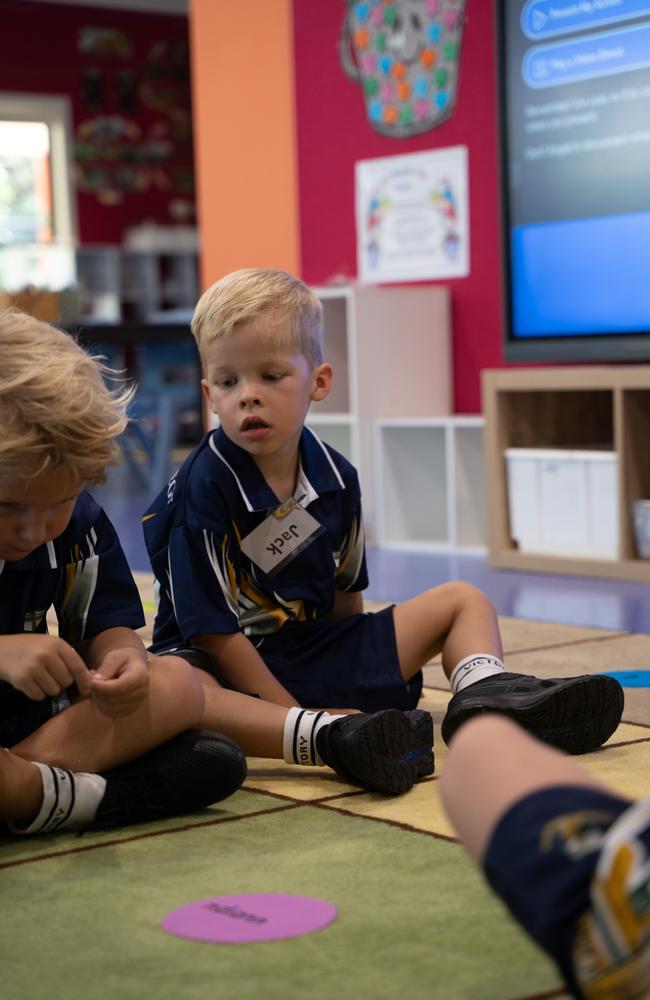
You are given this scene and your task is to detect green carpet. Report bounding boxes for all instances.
[1,790,562,1000]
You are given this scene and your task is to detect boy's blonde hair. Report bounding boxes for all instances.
[0,308,133,485]
[191,268,324,368]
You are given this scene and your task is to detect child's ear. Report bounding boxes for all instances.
[201,378,216,412]
[311,363,333,402]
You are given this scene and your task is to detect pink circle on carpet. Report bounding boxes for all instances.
[162,894,337,943]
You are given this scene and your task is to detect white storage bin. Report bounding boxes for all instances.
[505,448,619,559]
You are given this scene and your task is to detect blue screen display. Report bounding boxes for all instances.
[500,0,650,347]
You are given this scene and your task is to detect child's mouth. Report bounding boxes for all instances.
[241,417,270,438]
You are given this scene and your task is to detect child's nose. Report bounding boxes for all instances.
[238,383,261,407]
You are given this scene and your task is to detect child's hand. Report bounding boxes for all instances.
[0,633,90,701]
[89,648,149,718]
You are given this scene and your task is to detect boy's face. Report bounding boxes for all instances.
[201,320,331,468]
[0,467,81,561]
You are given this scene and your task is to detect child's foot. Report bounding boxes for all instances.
[8,730,246,836]
[572,794,650,996]
[94,729,247,828]
[316,708,434,794]
[441,673,624,754]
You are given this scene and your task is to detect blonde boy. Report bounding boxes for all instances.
[143,269,623,767]
[0,309,246,835]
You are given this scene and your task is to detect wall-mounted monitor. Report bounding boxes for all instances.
[497,0,650,362]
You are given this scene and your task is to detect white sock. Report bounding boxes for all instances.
[7,762,107,835]
[449,654,506,695]
[282,707,346,767]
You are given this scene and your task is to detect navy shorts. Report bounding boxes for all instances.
[483,784,632,996]
[0,681,59,747]
[166,606,422,712]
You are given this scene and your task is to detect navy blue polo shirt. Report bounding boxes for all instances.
[0,490,145,646]
[143,426,368,653]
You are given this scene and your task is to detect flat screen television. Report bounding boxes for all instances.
[496,0,650,361]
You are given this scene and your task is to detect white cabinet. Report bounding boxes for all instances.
[373,417,486,552]
[306,284,452,540]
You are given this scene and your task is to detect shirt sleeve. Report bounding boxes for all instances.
[166,521,242,641]
[55,506,145,646]
[334,495,369,593]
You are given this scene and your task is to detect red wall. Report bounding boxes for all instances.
[0,0,192,245]
[292,0,504,414]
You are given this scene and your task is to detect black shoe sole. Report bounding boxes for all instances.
[441,675,624,754]
[336,709,434,795]
[94,730,247,829]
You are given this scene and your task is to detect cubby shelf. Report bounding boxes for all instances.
[308,284,452,540]
[483,366,650,580]
[373,417,486,552]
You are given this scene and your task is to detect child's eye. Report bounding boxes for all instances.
[263,371,283,382]
[217,376,237,389]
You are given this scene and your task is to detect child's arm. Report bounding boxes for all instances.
[0,634,91,701]
[79,627,149,718]
[192,631,300,708]
[328,590,364,622]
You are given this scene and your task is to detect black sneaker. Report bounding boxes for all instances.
[441,672,624,754]
[93,729,247,829]
[316,709,434,795]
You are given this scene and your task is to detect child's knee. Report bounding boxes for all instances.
[447,580,493,611]
[146,654,205,722]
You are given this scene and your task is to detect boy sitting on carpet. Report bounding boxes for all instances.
[142,268,623,766]
[0,308,247,836]
[1,309,433,813]
[441,714,650,999]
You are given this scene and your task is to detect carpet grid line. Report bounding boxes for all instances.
[5,598,649,1000]
[313,799,459,844]
[0,800,301,870]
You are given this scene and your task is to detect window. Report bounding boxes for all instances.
[0,92,76,247]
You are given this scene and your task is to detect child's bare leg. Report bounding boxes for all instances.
[10,655,205,773]
[391,582,623,755]
[195,668,286,756]
[0,750,43,822]
[392,581,501,682]
[192,666,434,795]
[440,715,610,863]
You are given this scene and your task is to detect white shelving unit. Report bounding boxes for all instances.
[76,245,199,323]
[374,416,486,552]
[307,284,452,540]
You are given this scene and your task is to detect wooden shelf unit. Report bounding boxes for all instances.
[483,366,650,581]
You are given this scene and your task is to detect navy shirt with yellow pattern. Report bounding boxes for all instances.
[0,491,145,647]
[143,426,368,654]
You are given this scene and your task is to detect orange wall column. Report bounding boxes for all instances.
[189,0,300,289]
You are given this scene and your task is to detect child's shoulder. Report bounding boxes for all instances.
[301,427,360,490]
[143,430,230,530]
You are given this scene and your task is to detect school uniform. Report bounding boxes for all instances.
[0,491,145,746]
[143,426,422,710]
[482,781,650,998]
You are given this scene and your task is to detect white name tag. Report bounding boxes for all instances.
[240,499,324,577]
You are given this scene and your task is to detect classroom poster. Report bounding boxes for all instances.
[355,145,469,283]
